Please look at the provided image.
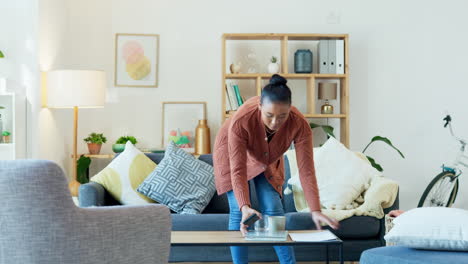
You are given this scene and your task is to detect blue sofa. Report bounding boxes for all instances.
[79,153,399,262]
[360,246,468,264]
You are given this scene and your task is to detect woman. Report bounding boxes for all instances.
[214,74,339,264]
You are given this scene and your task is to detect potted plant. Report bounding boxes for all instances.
[113,135,138,153]
[268,56,280,74]
[310,123,405,172]
[83,132,107,154]
[2,131,11,143]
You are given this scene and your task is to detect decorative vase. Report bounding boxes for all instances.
[229,63,241,74]
[2,135,10,143]
[268,63,280,74]
[294,49,313,73]
[194,119,211,155]
[112,143,126,153]
[87,143,102,154]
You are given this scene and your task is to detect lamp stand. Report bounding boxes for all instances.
[69,106,81,197]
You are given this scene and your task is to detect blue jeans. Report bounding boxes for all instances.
[227,173,296,264]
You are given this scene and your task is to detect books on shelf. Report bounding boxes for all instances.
[225,81,243,112]
[319,39,344,74]
[232,84,243,106]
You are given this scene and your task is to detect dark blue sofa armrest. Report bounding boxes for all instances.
[78,182,121,207]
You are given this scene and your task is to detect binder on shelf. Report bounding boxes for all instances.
[232,84,243,106]
[319,40,329,74]
[225,86,232,112]
[226,82,239,110]
[336,39,344,74]
[328,40,337,74]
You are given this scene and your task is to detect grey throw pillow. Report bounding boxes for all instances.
[137,141,215,214]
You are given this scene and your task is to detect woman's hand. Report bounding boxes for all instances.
[388,209,405,218]
[240,205,262,236]
[311,211,340,230]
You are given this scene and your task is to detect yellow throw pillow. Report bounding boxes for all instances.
[91,141,156,204]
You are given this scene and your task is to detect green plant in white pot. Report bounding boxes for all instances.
[268,56,280,74]
[113,136,138,153]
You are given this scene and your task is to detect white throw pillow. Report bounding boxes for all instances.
[384,207,468,251]
[313,137,381,209]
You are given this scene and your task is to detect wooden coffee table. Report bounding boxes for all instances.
[171,230,343,264]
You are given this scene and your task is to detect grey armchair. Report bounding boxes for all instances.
[0,160,171,264]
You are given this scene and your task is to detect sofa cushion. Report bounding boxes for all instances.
[172,214,229,231]
[138,142,216,214]
[286,212,381,239]
[360,246,468,264]
[308,137,380,210]
[91,141,156,205]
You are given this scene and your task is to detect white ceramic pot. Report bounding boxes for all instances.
[268,63,280,74]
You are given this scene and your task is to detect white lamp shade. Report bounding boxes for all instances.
[47,70,107,108]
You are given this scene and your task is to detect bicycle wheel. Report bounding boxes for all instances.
[447,178,459,206]
[417,171,459,207]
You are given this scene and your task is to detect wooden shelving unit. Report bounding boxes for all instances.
[221,33,350,147]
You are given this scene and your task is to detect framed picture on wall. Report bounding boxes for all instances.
[114,33,159,88]
[162,102,207,153]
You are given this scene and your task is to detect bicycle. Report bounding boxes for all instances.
[417,114,468,207]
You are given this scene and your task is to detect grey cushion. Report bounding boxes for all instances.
[138,142,216,214]
[360,246,468,264]
[172,214,229,231]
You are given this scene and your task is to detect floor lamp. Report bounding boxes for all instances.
[47,70,106,196]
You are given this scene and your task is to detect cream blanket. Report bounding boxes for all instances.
[285,151,398,222]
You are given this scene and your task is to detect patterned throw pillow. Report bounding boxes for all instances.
[91,141,156,205]
[137,141,215,214]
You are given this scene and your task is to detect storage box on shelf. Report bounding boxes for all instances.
[221,33,349,147]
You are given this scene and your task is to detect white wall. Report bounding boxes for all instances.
[38,0,75,168]
[38,0,468,210]
[0,0,39,159]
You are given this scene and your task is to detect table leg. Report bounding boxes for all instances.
[339,243,344,264]
[325,244,329,264]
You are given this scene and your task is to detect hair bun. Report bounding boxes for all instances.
[269,74,287,86]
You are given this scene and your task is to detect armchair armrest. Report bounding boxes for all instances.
[76,204,171,264]
[79,182,120,207]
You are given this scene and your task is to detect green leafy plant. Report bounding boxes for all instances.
[0,50,4,58]
[83,132,107,144]
[76,155,91,184]
[271,56,277,63]
[362,136,405,172]
[310,122,336,138]
[115,136,138,145]
[2,131,10,136]
[310,123,404,172]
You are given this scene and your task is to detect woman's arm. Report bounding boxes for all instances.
[294,119,321,212]
[228,121,251,210]
[294,117,339,230]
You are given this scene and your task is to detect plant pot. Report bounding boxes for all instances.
[268,62,280,74]
[112,144,126,153]
[2,135,10,143]
[87,143,102,154]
